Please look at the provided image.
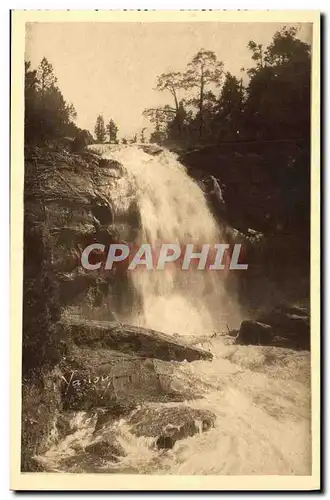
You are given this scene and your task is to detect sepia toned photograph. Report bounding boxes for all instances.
[10,10,320,491]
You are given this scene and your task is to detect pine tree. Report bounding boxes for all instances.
[212,72,244,141]
[37,57,58,94]
[25,58,77,144]
[183,49,223,138]
[94,115,106,143]
[106,119,119,143]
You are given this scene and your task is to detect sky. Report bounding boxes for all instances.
[25,22,312,140]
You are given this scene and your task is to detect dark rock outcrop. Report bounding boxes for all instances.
[93,404,136,432]
[60,349,203,410]
[58,433,125,472]
[180,143,310,313]
[22,146,135,468]
[60,317,213,362]
[24,146,138,322]
[258,304,310,350]
[140,144,163,156]
[83,439,124,462]
[235,304,310,350]
[128,406,216,449]
[179,141,310,237]
[259,304,309,334]
[71,130,94,153]
[236,320,273,346]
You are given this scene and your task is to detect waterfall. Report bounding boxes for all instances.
[100,145,241,336]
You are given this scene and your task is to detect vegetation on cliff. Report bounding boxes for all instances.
[144,27,310,147]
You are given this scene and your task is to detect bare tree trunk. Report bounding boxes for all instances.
[172,89,182,138]
[199,72,204,139]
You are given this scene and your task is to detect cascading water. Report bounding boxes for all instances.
[38,145,311,475]
[100,145,240,337]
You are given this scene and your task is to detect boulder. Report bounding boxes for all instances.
[93,404,136,432]
[236,320,273,346]
[127,405,216,449]
[71,130,94,152]
[56,435,125,472]
[83,437,124,462]
[60,317,213,362]
[179,141,309,236]
[236,304,310,350]
[140,144,163,156]
[60,348,203,410]
[258,304,310,350]
[98,157,124,174]
[258,304,309,333]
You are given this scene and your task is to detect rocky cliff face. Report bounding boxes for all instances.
[24,146,138,323]
[179,140,310,237]
[179,142,310,312]
[22,145,215,471]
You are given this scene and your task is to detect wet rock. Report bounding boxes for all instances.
[71,130,94,153]
[58,438,124,472]
[60,348,203,410]
[61,317,213,363]
[258,304,309,334]
[25,457,47,472]
[92,203,114,225]
[140,144,163,156]
[24,147,137,319]
[236,304,310,350]
[84,437,124,462]
[258,304,310,350]
[98,157,122,169]
[179,142,309,236]
[228,328,239,338]
[57,272,114,310]
[97,158,124,178]
[56,412,74,440]
[93,404,136,432]
[236,321,273,346]
[128,406,216,449]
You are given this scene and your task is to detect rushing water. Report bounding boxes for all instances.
[38,145,311,475]
[99,145,241,336]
